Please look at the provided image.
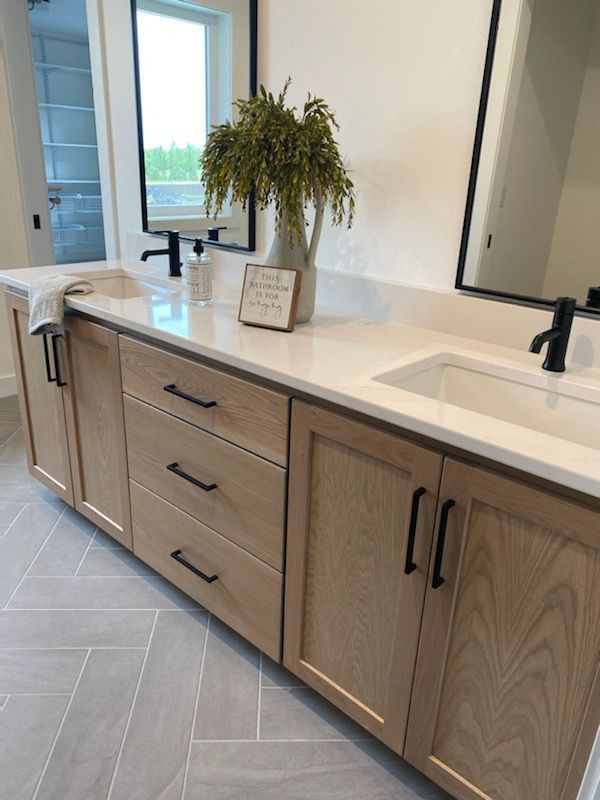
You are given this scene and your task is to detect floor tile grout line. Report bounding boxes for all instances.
[31,648,91,800]
[73,527,99,576]
[106,609,159,800]
[0,504,27,540]
[181,612,212,800]
[3,505,67,609]
[256,650,263,741]
[0,425,22,450]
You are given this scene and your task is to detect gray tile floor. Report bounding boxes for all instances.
[0,394,451,800]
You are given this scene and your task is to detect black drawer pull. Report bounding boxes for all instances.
[163,384,217,409]
[43,334,56,383]
[432,499,455,589]
[51,333,67,387]
[404,487,426,575]
[170,549,218,583]
[166,462,217,492]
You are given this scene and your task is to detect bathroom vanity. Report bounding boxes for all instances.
[3,261,600,800]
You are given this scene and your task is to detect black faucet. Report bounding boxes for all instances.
[140,230,182,277]
[529,296,577,372]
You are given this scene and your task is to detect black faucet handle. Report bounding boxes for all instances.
[167,231,182,277]
[555,296,577,310]
[553,297,577,326]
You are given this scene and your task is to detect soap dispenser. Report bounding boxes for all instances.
[186,239,212,305]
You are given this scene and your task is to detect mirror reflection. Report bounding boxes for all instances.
[458,0,600,312]
[131,0,256,250]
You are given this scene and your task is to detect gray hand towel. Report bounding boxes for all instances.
[29,275,94,335]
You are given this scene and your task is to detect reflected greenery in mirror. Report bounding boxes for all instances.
[131,0,257,251]
[457,0,600,315]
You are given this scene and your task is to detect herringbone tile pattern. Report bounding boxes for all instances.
[0,395,450,799]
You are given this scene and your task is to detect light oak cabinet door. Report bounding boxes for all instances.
[284,401,443,753]
[62,316,132,547]
[5,293,73,503]
[405,459,600,800]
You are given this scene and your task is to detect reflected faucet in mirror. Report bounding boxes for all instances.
[529,297,576,373]
[140,230,182,278]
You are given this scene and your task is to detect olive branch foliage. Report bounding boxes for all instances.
[200,78,355,243]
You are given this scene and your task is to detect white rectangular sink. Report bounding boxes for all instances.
[373,348,600,450]
[87,272,177,300]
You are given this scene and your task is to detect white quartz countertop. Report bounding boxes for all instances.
[3,259,600,500]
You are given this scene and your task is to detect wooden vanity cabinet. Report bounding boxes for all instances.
[5,293,131,547]
[6,293,73,504]
[405,459,600,800]
[284,400,443,752]
[285,401,600,800]
[61,315,131,547]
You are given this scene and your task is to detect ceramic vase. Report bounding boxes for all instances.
[263,196,325,324]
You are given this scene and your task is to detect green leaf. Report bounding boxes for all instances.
[199,78,355,244]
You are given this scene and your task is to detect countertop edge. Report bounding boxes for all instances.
[3,275,599,503]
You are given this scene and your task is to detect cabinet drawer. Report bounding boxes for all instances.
[120,336,290,466]
[124,395,286,570]
[130,482,282,660]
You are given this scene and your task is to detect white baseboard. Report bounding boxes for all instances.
[0,375,17,398]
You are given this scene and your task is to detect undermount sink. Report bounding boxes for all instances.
[373,348,600,450]
[88,272,177,300]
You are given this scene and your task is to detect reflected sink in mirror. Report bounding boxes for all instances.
[87,272,178,300]
[373,348,600,450]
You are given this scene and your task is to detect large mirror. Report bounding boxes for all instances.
[131,0,256,250]
[457,0,600,314]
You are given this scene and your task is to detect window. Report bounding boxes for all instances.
[136,0,232,221]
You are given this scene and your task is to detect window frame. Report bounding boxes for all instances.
[131,0,257,251]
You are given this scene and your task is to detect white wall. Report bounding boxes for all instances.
[96,0,495,289]
[545,4,600,302]
[257,0,493,288]
[0,43,26,395]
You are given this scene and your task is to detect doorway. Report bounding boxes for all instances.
[28,0,106,264]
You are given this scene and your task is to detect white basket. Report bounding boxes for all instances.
[52,224,84,246]
[52,193,81,214]
[83,225,104,245]
[81,196,102,212]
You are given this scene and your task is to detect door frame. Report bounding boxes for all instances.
[0,1,54,267]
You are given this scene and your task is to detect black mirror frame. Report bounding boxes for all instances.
[455,0,599,319]
[130,0,257,253]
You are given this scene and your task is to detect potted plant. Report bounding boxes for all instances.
[200,79,355,323]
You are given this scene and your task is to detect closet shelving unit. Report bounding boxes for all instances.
[31,29,106,264]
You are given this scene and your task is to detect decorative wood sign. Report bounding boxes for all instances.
[238,264,302,332]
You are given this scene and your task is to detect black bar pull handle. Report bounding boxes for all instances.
[42,334,56,383]
[432,500,455,589]
[170,549,218,583]
[166,462,217,492]
[51,334,67,387]
[163,384,217,409]
[404,487,426,575]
